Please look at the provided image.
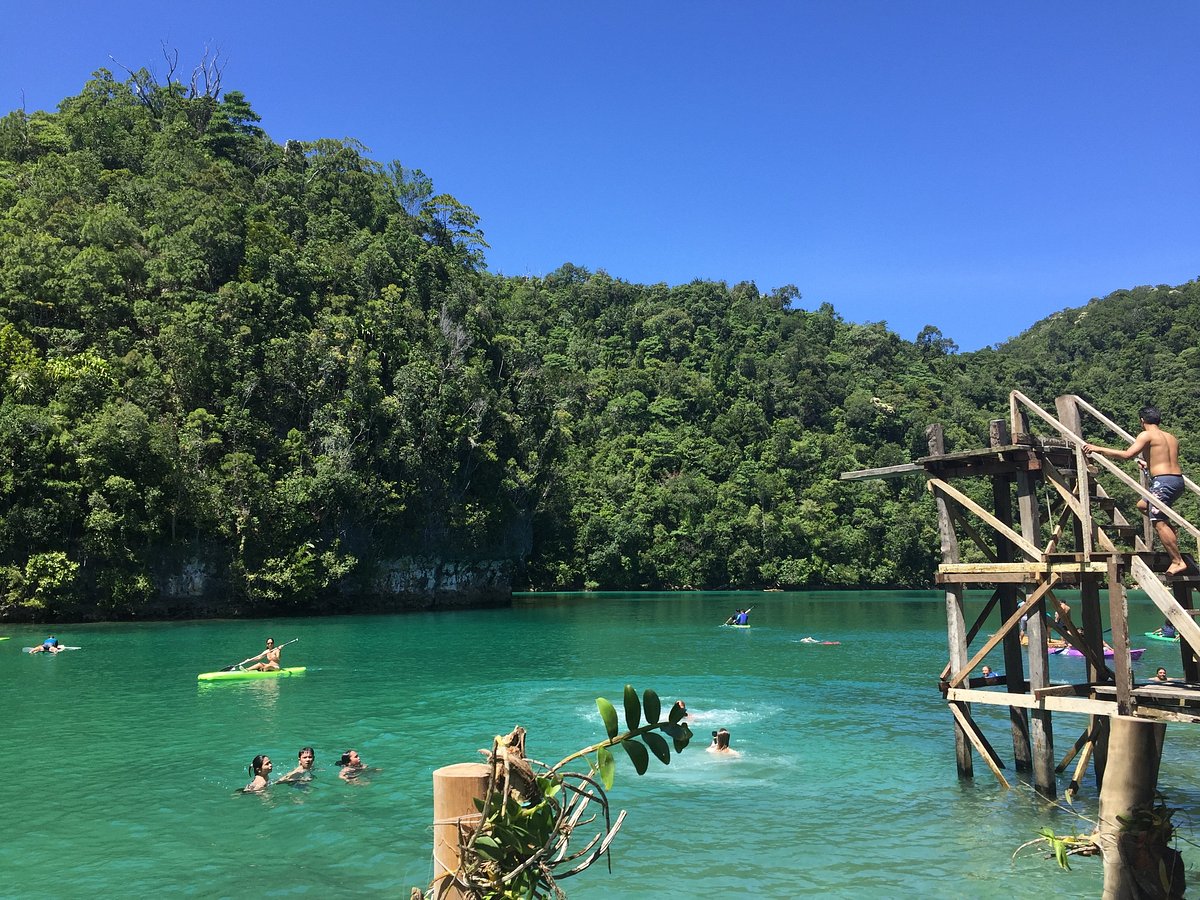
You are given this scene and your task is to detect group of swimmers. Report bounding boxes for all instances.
[244,747,369,792]
[671,700,742,758]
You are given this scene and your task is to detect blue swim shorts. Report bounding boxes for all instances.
[1148,474,1185,523]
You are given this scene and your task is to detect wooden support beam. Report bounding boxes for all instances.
[948,701,1010,788]
[946,505,1000,562]
[1130,556,1200,660]
[947,577,1059,689]
[929,424,973,779]
[1108,556,1134,716]
[927,477,1042,561]
[839,462,923,481]
[947,686,1117,717]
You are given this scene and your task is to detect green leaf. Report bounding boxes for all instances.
[644,731,671,764]
[672,723,693,753]
[668,700,687,724]
[621,738,650,775]
[597,697,619,739]
[642,688,661,724]
[596,746,616,789]
[623,684,642,730]
[473,835,501,860]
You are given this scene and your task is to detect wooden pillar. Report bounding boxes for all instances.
[990,419,1032,773]
[431,762,491,899]
[1096,717,1183,898]
[1014,410,1056,796]
[1174,584,1199,683]
[928,424,972,778]
[1107,558,1134,716]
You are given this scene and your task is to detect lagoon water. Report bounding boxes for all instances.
[2,591,1197,898]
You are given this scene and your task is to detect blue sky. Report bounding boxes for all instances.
[4,2,1197,350]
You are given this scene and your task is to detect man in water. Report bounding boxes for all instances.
[1155,667,1170,682]
[277,747,316,783]
[244,637,282,671]
[707,728,741,757]
[981,665,1000,684]
[1084,406,1191,576]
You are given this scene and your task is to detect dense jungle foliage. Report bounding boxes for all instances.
[1,72,1197,617]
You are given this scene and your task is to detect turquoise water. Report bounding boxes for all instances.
[2,591,1196,898]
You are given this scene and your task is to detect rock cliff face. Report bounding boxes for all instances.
[0,554,515,623]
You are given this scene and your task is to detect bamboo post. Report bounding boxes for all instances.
[928,424,972,778]
[990,419,1032,773]
[431,762,491,899]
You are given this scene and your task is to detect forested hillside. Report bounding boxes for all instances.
[1,73,1196,619]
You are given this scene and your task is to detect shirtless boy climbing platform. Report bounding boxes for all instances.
[1084,405,1193,576]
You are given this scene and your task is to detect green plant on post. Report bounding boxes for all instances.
[433,684,694,900]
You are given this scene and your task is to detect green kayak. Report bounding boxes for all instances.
[1144,630,1180,643]
[197,666,307,681]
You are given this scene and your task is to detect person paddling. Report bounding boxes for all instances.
[243,637,283,672]
[29,637,63,654]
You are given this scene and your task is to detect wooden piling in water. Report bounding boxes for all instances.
[431,762,491,899]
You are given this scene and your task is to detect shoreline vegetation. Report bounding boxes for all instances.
[2,70,1199,623]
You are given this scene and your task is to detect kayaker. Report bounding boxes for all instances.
[244,637,282,672]
[707,728,741,757]
[735,610,749,625]
[981,665,1000,684]
[244,755,272,792]
[1161,621,1177,639]
[338,749,366,782]
[277,747,315,784]
[29,637,62,654]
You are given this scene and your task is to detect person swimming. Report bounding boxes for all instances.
[707,728,741,757]
[338,749,366,782]
[276,747,315,784]
[244,754,272,792]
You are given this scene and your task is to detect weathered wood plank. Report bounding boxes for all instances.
[839,462,923,481]
[927,477,1042,561]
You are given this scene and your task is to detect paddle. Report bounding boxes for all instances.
[219,638,299,672]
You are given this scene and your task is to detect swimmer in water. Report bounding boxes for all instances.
[245,755,272,792]
[338,749,366,782]
[707,728,741,757]
[276,747,315,783]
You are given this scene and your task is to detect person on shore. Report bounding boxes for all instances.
[276,747,315,784]
[244,755,272,792]
[28,637,63,654]
[707,729,741,757]
[244,637,282,672]
[1155,667,1170,682]
[1084,406,1191,576]
[338,749,366,782]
